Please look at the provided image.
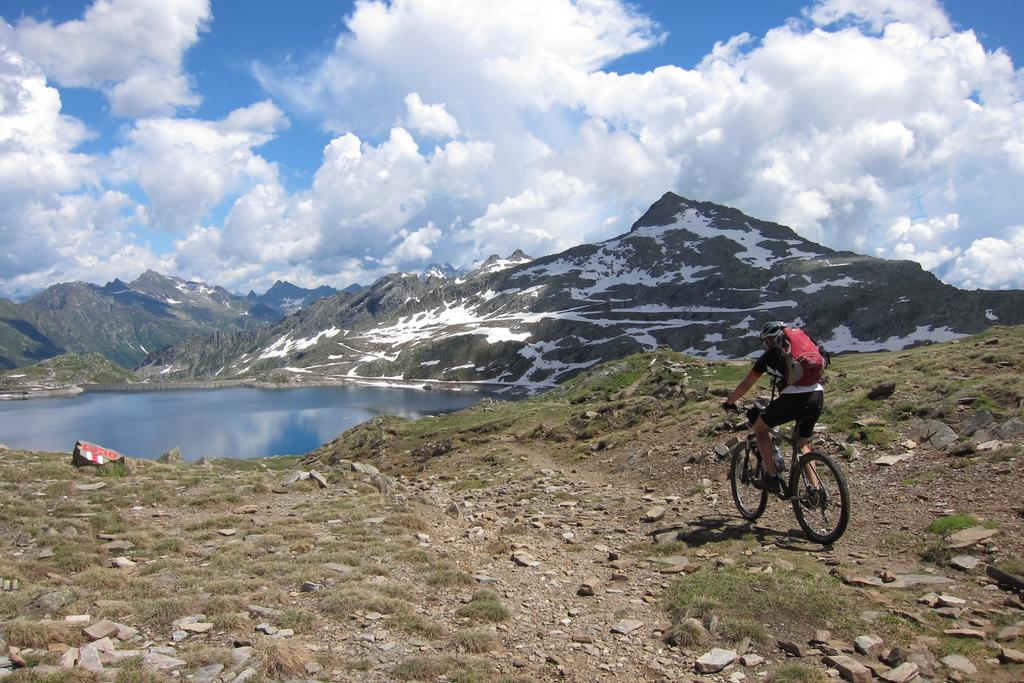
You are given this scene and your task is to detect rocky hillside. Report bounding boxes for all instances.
[0,271,278,369]
[1,327,1022,681]
[139,193,1024,391]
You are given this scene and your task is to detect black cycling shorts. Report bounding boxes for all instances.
[760,390,824,438]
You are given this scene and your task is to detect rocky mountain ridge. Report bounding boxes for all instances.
[246,281,344,317]
[138,193,1024,391]
[0,271,277,369]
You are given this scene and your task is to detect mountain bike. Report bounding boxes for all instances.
[727,401,850,544]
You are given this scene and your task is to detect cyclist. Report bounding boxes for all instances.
[722,321,824,496]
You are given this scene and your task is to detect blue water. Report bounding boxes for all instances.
[0,386,489,459]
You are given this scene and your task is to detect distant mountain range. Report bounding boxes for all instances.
[246,280,362,317]
[0,271,351,370]
[137,193,1024,392]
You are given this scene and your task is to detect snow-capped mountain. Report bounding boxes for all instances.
[420,262,461,281]
[471,250,533,276]
[137,193,1024,391]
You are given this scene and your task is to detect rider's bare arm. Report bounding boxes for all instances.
[725,369,762,406]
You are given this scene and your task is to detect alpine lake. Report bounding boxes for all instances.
[0,384,494,460]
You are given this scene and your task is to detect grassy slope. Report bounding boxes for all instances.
[312,325,1024,470]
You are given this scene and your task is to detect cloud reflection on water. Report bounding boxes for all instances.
[0,386,484,459]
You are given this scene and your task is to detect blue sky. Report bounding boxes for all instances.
[1,0,1023,296]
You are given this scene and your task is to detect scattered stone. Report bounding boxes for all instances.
[946,526,997,549]
[110,556,136,569]
[641,506,666,523]
[256,623,278,635]
[157,447,183,465]
[115,623,138,640]
[179,622,213,633]
[300,581,322,593]
[58,648,78,668]
[217,528,237,537]
[100,539,134,551]
[941,654,977,675]
[961,410,994,436]
[351,461,380,476]
[822,655,871,683]
[611,619,643,635]
[694,648,737,674]
[74,482,107,491]
[572,633,594,644]
[911,419,959,449]
[997,624,1024,642]
[873,454,910,466]
[445,502,462,518]
[233,667,257,683]
[878,662,919,683]
[944,628,986,639]
[854,634,883,656]
[194,663,224,683]
[82,620,119,641]
[778,640,806,657]
[141,652,187,671]
[308,470,328,488]
[77,644,102,673]
[577,578,601,597]
[950,555,981,571]
[511,550,540,568]
[323,563,354,575]
[740,654,763,667]
[1000,647,1024,664]
[935,594,966,607]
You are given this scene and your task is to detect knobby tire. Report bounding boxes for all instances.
[790,451,850,545]
[730,441,767,522]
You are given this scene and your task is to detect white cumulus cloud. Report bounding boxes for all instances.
[6,0,210,117]
[403,93,459,138]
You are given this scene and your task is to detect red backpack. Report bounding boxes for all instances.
[780,327,826,386]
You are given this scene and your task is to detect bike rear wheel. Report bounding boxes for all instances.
[730,441,767,521]
[791,451,850,545]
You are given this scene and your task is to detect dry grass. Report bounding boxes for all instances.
[426,568,475,587]
[255,637,312,678]
[455,590,509,623]
[392,655,452,681]
[451,628,496,653]
[1,619,84,648]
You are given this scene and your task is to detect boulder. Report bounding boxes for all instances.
[157,447,183,465]
[641,506,666,523]
[822,654,871,683]
[351,461,381,476]
[694,648,737,674]
[867,382,896,400]
[946,526,997,549]
[941,654,977,675]
[998,417,1024,440]
[910,419,958,449]
[960,410,994,437]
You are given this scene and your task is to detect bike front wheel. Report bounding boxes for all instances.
[791,451,850,545]
[730,441,767,521]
